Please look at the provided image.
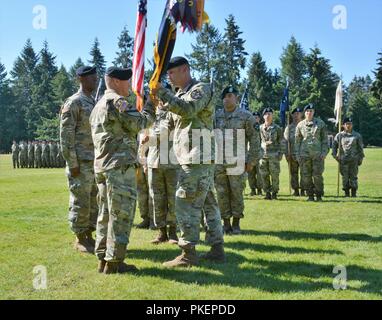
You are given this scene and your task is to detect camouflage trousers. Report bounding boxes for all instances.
[34,156,42,169]
[50,155,57,168]
[19,154,27,168]
[340,159,359,190]
[12,154,19,168]
[42,155,50,168]
[259,157,281,193]
[66,161,98,234]
[287,158,301,190]
[214,165,246,219]
[28,155,34,168]
[148,166,178,229]
[300,157,325,195]
[247,161,262,191]
[176,164,224,249]
[95,166,137,263]
[136,166,153,222]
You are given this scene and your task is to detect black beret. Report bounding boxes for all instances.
[262,107,274,116]
[167,56,190,71]
[106,67,132,80]
[343,117,353,123]
[221,86,239,99]
[304,103,315,111]
[253,112,261,117]
[292,107,303,114]
[76,66,97,77]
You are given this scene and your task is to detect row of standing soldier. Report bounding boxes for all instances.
[11,140,65,169]
[58,57,364,274]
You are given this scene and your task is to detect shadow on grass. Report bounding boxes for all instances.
[127,248,382,295]
[223,241,343,255]
[241,230,382,243]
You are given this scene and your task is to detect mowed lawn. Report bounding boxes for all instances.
[0,149,381,300]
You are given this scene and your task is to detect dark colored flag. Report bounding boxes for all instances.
[240,84,250,111]
[280,86,289,127]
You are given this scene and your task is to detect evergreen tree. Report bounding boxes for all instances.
[303,46,339,122]
[89,38,106,77]
[113,26,134,68]
[280,36,307,106]
[221,15,248,86]
[371,51,382,105]
[53,65,75,106]
[246,52,273,111]
[35,117,60,141]
[10,39,39,139]
[31,40,58,136]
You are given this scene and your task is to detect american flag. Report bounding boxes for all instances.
[132,0,147,111]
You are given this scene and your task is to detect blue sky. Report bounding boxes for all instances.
[0,0,381,84]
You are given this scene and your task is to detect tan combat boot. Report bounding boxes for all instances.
[168,226,179,245]
[163,247,199,268]
[232,218,241,235]
[223,219,233,235]
[200,243,226,263]
[74,232,94,254]
[103,261,139,274]
[151,227,168,245]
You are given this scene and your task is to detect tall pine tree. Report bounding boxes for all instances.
[10,39,39,139]
[221,15,248,86]
[89,38,106,77]
[280,36,307,107]
[53,65,75,106]
[371,51,382,105]
[113,26,134,68]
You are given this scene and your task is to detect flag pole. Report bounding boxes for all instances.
[337,110,342,197]
[287,111,292,196]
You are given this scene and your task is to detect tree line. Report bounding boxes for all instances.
[0,15,381,152]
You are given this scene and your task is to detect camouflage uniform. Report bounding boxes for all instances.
[214,107,260,219]
[90,89,154,263]
[11,143,19,169]
[136,164,153,226]
[332,130,364,191]
[259,123,284,194]
[34,142,42,168]
[284,122,302,192]
[60,89,98,235]
[41,142,50,168]
[156,79,224,249]
[19,143,27,168]
[146,108,179,229]
[56,142,65,168]
[50,142,58,168]
[247,123,263,194]
[28,143,35,168]
[295,118,329,197]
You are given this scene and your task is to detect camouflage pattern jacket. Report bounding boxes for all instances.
[260,123,284,159]
[215,107,260,165]
[156,79,214,165]
[295,118,329,159]
[90,89,154,174]
[332,130,364,162]
[59,89,95,169]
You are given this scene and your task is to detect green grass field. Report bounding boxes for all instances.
[0,150,381,300]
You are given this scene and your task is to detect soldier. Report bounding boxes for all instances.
[56,141,65,168]
[49,140,58,168]
[144,103,180,244]
[259,108,284,200]
[41,141,47,168]
[19,141,27,168]
[295,104,329,202]
[90,66,154,274]
[284,107,303,196]
[214,86,260,235]
[332,117,365,197]
[34,141,42,169]
[11,140,19,169]
[248,112,263,196]
[60,66,98,254]
[28,141,35,168]
[151,56,225,267]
